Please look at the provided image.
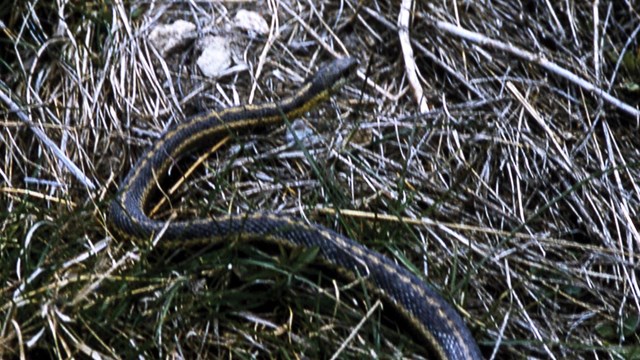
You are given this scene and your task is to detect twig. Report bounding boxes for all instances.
[397,0,429,112]
[248,0,279,104]
[363,6,486,100]
[428,16,640,118]
[329,300,382,360]
[0,187,77,207]
[0,84,97,190]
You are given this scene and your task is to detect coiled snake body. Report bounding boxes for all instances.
[110,57,482,359]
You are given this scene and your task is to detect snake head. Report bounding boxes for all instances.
[309,57,358,93]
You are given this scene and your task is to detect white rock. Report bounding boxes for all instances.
[149,20,196,56]
[233,10,269,36]
[196,36,232,78]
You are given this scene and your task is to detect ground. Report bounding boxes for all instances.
[1,1,639,359]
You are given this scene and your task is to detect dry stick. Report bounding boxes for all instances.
[363,6,486,100]
[0,86,97,190]
[364,6,639,117]
[248,0,279,104]
[429,18,640,118]
[398,0,429,112]
[0,187,77,207]
[329,300,382,360]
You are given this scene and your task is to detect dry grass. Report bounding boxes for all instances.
[1,0,640,359]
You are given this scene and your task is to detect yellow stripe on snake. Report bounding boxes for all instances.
[109,57,482,359]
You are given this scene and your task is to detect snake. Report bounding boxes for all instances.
[109,57,482,359]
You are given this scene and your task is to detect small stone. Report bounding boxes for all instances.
[196,36,232,78]
[233,10,269,36]
[149,20,196,56]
